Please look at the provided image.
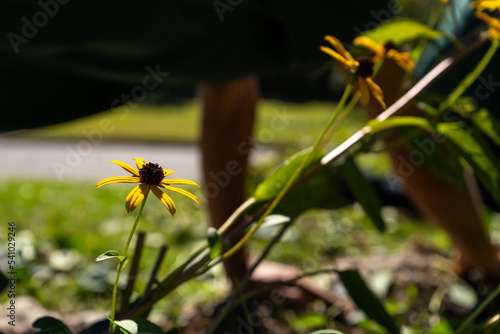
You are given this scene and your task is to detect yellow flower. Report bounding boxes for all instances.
[352,36,415,72]
[471,0,500,12]
[476,11,500,39]
[95,158,200,215]
[320,35,387,109]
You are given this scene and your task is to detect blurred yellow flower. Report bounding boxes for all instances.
[476,11,500,39]
[352,36,415,72]
[95,158,199,215]
[321,35,387,109]
[471,0,500,11]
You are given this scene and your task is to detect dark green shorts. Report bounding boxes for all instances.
[0,0,391,129]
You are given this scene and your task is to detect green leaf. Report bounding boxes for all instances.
[32,316,72,334]
[207,227,222,260]
[260,214,291,228]
[253,147,323,202]
[437,122,500,204]
[337,156,386,232]
[107,317,164,334]
[469,108,500,147]
[96,250,127,264]
[368,116,434,135]
[270,165,353,217]
[115,319,138,334]
[417,102,439,117]
[308,331,346,334]
[337,270,400,334]
[362,18,443,46]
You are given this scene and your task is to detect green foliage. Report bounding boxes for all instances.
[32,316,72,334]
[337,156,386,232]
[338,270,400,334]
[437,122,500,204]
[207,227,222,260]
[108,317,164,334]
[253,147,323,202]
[467,108,500,147]
[362,18,443,46]
[289,314,328,331]
[96,250,128,268]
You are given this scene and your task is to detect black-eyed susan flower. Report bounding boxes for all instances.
[471,0,500,12]
[352,36,415,72]
[320,35,387,109]
[95,158,199,215]
[476,11,500,39]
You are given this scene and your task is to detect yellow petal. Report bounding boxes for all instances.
[357,77,371,106]
[125,183,150,213]
[489,26,500,39]
[324,35,356,62]
[320,46,358,70]
[471,0,500,11]
[133,158,146,170]
[366,77,387,109]
[151,185,176,216]
[476,12,500,39]
[94,176,140,189]
[109,160,139,177]
[162,178,200,187]
[352,36,385,59]
[163,169,176,177]
[387,50,415,72]
[163,185,200,205]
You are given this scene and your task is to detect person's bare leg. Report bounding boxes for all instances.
[199,76,258,287]
[198,77,354,310]
[365,60,500,281]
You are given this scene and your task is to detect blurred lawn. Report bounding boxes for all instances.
[24,99,367,148]
[0,177,455,320]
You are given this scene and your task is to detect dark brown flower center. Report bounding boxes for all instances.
[383,41,396,52]
[139,162,164,185]
[357,56,374,78]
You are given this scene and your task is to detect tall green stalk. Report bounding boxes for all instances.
[110,192,149,333]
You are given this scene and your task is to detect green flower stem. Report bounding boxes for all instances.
[217,197,257,236]
[110,191,149,333]
[222,75,357,261]
[123,191,149,256]
[438,38,499,114]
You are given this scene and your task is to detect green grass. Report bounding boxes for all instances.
[0,176,454,319]
[23,99,367,148]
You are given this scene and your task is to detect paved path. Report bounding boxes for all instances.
[0,138,274,182]
[0,138,202,182]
